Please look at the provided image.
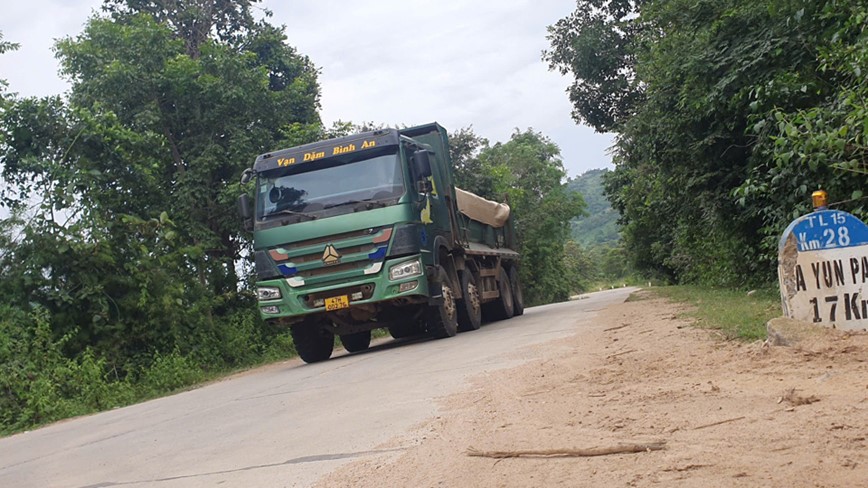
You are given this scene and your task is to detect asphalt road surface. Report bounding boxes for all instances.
[0,288,635,488]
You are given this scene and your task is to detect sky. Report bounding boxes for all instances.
[0,0,614,178]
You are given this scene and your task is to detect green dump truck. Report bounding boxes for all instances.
[238,123,523,363]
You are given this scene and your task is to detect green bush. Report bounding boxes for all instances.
[0,308,142,434]
[139,350,205,395]
[213,310,263,366]
[263,331,297,362]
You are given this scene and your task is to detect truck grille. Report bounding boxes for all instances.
[297,260,370,278]
[266,226,392,285]
[287,243,379,265]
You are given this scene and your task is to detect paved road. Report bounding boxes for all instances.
[0,288,636,488]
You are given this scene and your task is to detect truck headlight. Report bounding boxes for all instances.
[257,286,282,301]
[389,259,422,281]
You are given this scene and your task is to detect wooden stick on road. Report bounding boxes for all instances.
[604,323,631,332]
[692,416,746,430]
[466,442,666,459]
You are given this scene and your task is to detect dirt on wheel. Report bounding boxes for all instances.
[315,291,868,487]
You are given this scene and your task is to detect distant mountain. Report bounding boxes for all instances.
[567,169,620,247]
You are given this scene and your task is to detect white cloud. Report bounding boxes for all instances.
[0,0,102,97]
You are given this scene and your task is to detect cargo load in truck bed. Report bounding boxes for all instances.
[454,188,510,228]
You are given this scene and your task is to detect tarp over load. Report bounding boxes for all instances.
[454,187,510,228]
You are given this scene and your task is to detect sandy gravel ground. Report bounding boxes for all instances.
[314,291,868,487]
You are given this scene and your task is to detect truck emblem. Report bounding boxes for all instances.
[322,244,341,266]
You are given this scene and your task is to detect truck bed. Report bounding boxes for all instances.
[454,188,518,255]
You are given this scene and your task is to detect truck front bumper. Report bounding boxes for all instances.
[256,254,430,321]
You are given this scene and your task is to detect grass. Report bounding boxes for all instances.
[650,285,781,342]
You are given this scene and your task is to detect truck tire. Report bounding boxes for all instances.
[457,270,482,331]
[508,265,525,316]
[427,267,459,338]
[483,267,514,321]
[290,323,334,363]
[340,330,371,353]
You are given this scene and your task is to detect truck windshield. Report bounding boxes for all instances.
[257,150,405,221]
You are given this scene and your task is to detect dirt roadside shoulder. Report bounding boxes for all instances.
[314,291,868,487]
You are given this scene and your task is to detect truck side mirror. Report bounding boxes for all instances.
[238,194,252,220]
[411,150,432,179]
[239,194,253,231]
[240,168,254,185]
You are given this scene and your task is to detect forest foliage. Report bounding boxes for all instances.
[546,0,868,286]
[567,169,619,247]
[564,169,634,288]
[0,0,320,434]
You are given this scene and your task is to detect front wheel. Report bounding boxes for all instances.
[427,267,459,338]
[290,323,334,363]
[340,330,371,353]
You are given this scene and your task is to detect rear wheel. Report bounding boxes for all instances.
[508,265,524,316]
[457,270,482,331]
[290,323,334,363]
[340,330,371,353]
[427,267,459,338]
[483,266,514,321]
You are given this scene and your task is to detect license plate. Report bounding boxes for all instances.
[324,295,349,311]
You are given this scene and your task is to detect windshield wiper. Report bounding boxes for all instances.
[324,199,387,211]
[267,209,318,221]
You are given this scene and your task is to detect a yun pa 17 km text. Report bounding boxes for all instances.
[793,255,868,323]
